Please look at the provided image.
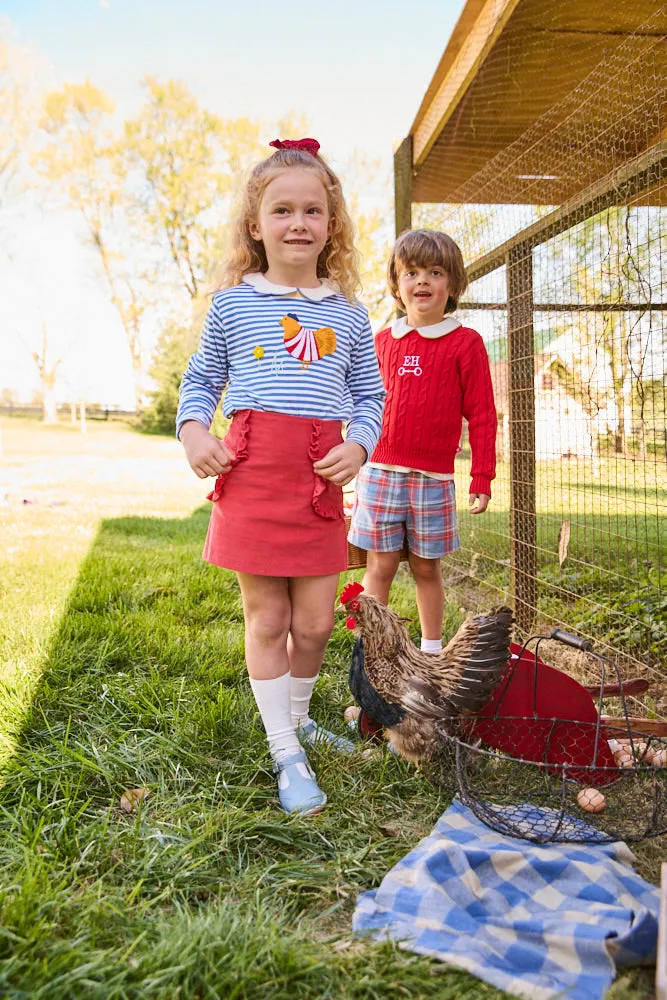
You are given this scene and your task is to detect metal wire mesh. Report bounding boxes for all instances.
[436,635,667,843]
[403,1,666,673]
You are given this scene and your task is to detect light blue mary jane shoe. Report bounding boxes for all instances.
[298,719,356,754]
[273,750,327,816]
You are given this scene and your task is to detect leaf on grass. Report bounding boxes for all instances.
[120,787,151,813]
[377,824,400,838]
[558,520,571,567]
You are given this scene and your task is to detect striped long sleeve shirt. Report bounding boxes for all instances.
[176,273,386,459]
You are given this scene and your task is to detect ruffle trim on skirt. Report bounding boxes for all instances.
[309,418,344,521]
[206,410,251,503]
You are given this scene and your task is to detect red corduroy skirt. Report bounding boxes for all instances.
[202,409,348,577]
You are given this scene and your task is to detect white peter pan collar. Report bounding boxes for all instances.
[243,271,337,301]
[391,316,461,339]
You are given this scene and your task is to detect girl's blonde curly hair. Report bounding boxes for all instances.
[213,146,361,302]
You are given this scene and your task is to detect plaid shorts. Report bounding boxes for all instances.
[348,466,460,559]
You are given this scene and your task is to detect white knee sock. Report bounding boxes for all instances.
[249,674,301,763]
[290,674,319,728]
[420,637,442,654]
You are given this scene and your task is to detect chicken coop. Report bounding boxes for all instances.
[394,0,667,678]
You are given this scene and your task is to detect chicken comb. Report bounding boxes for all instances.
[340,582,364,605]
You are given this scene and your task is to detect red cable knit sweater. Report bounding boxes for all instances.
[370,323,497,496]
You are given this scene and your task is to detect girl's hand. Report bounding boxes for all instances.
[469,493,491,514]
[313,441,366,487]
[180,420,233,479]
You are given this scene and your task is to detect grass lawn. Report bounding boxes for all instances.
[0,418,658,999]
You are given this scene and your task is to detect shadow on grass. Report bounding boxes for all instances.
[0,505,504,1000]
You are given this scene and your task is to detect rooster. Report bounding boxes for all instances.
[340,582,513,763]
[280,313,337,369]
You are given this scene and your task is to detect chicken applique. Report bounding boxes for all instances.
[280,313,337,369]
[340,582,513,763]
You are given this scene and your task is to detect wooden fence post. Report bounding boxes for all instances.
[506,243,536,634]
[394,137,413,239]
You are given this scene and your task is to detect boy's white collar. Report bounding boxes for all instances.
[391,316,461,339]
[243,271,337,301]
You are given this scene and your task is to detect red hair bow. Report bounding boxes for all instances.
[269,138,321,157]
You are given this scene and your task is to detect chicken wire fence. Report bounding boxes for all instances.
[400,0,667,674]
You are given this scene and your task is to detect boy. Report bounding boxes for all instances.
[348,229,497,652]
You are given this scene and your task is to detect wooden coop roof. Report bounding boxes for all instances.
[409,0,667,205]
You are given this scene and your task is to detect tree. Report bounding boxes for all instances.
[138,320,200,435]
[341,153,393,326]
[0,22,42,218]
[39,81,152,410]
[27,322,61,423]
[548,205,666,457]
[124,79,264,303]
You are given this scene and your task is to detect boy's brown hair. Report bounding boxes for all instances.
[388,229,468,315]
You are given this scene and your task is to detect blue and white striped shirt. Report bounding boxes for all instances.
[176,274,386,458]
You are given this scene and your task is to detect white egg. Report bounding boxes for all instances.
[614,749,635,768]
[577,788,606,813]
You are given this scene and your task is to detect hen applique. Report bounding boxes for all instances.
[280,314,337,370]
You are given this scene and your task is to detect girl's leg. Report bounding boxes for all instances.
[237,572,298,758]
[237,573,327,815]
[236,571,326,815]
[287,574,354,751]
[237,572,291,680]
[287,573,339,680]
[407,552,444,650]
[362,550,402,605]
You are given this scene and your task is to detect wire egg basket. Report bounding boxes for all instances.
[440,629,667,844]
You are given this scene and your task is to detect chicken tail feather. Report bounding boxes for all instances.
[401,606,513,725]
[445,605,513,713]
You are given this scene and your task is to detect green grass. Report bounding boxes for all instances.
[0,419,659,999]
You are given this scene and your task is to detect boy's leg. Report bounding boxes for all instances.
[405,475,458,650]
[288,574,355,752]
[362,549,403,605]
[407,552,444,646]
[348,467,408,593]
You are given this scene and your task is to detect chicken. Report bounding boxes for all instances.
[280,313,337,369]
[339,582,513,763]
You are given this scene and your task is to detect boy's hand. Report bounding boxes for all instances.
[313,441,366,487]
[469,493,491,514]
[180,420,233,479]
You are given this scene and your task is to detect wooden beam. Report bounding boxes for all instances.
[507,243,536,636]
[466,141,667,284]
[394,137,413,239]
[601,717,667,738]
[459,301,667,311]
[413,0,521,166]
[410,0,489,136]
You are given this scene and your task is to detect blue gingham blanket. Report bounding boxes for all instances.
[353,800,659,1000]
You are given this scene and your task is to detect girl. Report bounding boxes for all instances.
[177,138,385,816]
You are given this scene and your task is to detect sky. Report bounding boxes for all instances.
[0,0,466,407]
